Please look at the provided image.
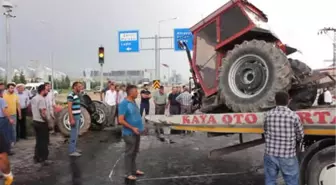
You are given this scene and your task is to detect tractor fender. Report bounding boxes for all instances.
[92,100,108,107]
[299,138,336,185]
[80,102,89,110]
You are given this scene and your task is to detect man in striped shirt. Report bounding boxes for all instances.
[67,82,82,157]
[176,87,193,114]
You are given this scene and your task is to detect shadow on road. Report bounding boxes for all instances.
[70,156,82,185]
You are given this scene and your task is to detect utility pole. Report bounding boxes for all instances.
[3,1,16,83]
[140,35,175,82]
[40,20,56,89]
[318,27,336,66]
[156,17,177,80]
[50,52,55,89]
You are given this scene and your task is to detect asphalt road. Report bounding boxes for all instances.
[14,96,267,185]
[14,128,267,185]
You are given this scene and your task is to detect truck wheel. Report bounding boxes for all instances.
[288,59,317,110]
[219,40,292,112]
[306,145,335,185]
[57,106,91,137]
[91,101,108,130]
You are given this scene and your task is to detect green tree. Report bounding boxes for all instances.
[12,75,20,84]
[48,75,52,82]
[19,72,26,84]
[64,75,70,89]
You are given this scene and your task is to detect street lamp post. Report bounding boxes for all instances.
[156,17,177,80]
[3,1,16,83]
[40,20,55,89]
[161,63,170,85]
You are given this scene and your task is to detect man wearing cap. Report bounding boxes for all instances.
[140,84,151,116]
[153,86,167,115]
[16,84,30,140]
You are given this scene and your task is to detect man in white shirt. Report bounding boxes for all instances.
[44,82,56,134]
[16,84,30,140]
[105,83,117,126]
[324,88,332,105]
[118,84,127,104]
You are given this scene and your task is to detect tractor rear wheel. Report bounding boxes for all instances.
[288,59,318,110]
[57,106,91,137]
[219,40,292,112]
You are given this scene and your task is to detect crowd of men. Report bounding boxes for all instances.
[100,81,194,125]
[0,81,85,185]
[0,79,325,185]
[0,82,56,156]
[140,84,193,116]
[0,81,57,185]
[100,81,127,126]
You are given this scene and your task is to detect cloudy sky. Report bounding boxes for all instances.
[0,0,335,80]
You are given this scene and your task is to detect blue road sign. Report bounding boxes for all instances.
[118,30,140,52]
[174,28,193,51]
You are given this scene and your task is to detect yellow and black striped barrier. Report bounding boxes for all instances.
[152,80,160,89]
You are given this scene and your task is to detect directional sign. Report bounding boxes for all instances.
[118,30,140,52]
[152,80,161,89]
[174,28,193,51]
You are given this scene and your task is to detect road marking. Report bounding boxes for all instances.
[108,153,124,182]
[137,171,250,182]
[109,152,257,182]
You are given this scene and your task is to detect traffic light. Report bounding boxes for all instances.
[98,46,104,64]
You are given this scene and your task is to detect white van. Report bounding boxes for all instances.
[25,83,58,98]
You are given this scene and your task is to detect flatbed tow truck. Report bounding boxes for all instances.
[146,0,336,184]
[145,105,336,185]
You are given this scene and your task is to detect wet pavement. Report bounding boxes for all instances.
[13,128,266,185]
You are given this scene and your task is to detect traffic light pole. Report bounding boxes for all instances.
[98,46,105,91]
[140,35,174,81]
[99,63,104,91]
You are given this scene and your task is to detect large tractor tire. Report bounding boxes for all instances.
[288,59,317,110]
[57,106,91,137]
[219,40,292,112]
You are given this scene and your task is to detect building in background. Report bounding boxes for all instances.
[86,69,149,84]
[170,70,182,85]
[0,61,67,82]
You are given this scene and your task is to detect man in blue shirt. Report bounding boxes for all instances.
[0,88,14,185]
[118,85,144,182]
[0,89,14,155]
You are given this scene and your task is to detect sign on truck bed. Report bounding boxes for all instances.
[145,106,336,136]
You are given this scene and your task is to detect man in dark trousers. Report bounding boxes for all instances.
[31,84,51,165]
[16,84,30,140]
[140,84,151,116]
[263,91,304,185]
[118,85,145,182]
[167,87,180,115]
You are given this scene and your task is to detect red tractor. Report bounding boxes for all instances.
[179,0,335,113]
